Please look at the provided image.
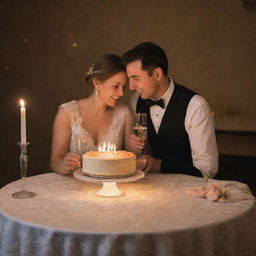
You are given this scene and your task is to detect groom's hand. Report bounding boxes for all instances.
[129,134,146,153]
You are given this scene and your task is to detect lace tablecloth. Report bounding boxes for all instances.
[0,173,255,256]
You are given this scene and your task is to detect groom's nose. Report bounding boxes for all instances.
[129,80,136,90]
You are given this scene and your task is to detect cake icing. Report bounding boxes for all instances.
[82,151,136,177]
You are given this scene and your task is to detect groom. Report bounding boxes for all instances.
[122,42,218,177]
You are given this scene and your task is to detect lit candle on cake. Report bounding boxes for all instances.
[98,142,116,156]
[20,99,27,144]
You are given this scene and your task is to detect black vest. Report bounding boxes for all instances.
[136,83,199,174]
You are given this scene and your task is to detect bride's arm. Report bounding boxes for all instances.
[50,108,80,175]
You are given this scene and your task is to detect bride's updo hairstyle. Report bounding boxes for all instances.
[85,54,125,87]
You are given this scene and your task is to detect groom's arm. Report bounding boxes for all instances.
[160,157,202,177]
[142,155,202,177]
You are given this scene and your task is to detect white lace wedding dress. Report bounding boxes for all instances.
[60,100,130,154]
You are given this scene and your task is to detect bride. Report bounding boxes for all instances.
[50,54,138,175]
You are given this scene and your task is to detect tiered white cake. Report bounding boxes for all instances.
[82,151,136,178]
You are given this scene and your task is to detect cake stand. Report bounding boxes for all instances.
[73,169,145,197]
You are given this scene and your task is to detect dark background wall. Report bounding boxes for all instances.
[1,0,255,192]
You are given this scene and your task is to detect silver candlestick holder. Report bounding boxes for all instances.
[12,142,36,199]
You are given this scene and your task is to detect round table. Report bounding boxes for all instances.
[0,173,255,256]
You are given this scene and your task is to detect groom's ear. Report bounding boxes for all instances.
[153,67,163,81]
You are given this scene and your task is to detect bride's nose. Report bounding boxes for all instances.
[117,87,123,96]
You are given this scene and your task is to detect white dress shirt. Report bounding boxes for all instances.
[130,79,219,178]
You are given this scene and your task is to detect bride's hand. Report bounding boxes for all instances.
[62,152,81,173]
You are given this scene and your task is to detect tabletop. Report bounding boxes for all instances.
[0,172,256,256]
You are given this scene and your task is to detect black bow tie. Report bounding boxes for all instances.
[145,98,164,109]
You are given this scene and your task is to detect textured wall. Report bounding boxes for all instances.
[1,0,256,187]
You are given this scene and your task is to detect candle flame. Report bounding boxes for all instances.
[20,99,25,107]
[98,142,116,152]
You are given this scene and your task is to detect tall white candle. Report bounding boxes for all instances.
[20,99,26,144]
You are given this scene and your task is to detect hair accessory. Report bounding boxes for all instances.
[86,64,103,76]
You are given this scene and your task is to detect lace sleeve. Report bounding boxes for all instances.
[59,100,79,123]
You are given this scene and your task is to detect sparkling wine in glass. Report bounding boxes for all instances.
[133,125,147,138]
[133,113,147,155]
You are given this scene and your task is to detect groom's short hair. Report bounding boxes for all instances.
[122,42,168,76]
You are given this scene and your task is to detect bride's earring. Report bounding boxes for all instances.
[95,90,99,96]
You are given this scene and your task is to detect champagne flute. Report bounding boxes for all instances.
[133,113,147,155]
